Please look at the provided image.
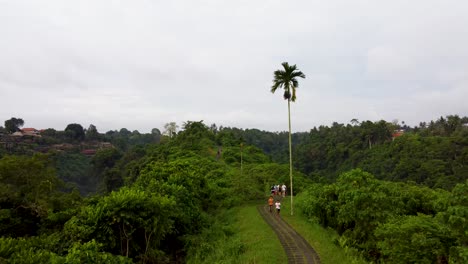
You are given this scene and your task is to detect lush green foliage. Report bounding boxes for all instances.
[281,198,366,264]
[52,153,96,194]
[0,154,81,237]
[220,115,468,190]
[64,123,85,141]
[0,120,284,263]
[358,132,468,189]
[64,187,175,262]
[2,117,467,263]
[296,169,468,263]
[0,236,132,264]
[375,214,454,263]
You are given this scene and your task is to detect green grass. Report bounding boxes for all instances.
[187,198,366,264]
[280,197,367,264]
[186,203,286,264]
[236,203,287,264]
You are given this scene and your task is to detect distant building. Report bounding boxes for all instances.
[392,130,405,141]
[12,132,23,137]
[21,128,41,136]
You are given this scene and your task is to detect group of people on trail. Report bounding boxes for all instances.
[268,183,287,216]
[270,184,287,197]
[268,195,281,215]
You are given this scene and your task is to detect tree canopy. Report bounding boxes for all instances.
[65,123,85,141]
[271,62,305,102]
[4,117,24,133]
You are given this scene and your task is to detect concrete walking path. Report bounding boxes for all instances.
[257,204,321,264]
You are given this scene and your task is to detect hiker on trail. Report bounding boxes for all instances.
[281,184,287,197]
[275,200,281,216]
[268,196,274,212]
[271,185,275,195]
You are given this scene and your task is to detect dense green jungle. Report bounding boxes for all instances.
[0,115,467,263]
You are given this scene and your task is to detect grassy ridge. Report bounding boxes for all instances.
[186,203,286,264]
[237,204,287,264]
[187,197,366,263]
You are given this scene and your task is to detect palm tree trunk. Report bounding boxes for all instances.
[288,99,293,216]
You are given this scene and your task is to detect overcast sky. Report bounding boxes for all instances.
[1,0,467,133]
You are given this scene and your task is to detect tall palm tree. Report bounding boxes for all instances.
[271,62,305,216]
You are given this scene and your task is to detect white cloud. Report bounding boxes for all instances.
[1,0,467,132]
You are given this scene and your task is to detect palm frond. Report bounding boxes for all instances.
[291,70,305,79]
[271,81,282,93]
[272,69,286,93]
[271,62,305,102]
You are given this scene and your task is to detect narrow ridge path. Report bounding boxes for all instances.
[258,204,321,264]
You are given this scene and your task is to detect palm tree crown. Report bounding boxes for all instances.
[271,62,306,101]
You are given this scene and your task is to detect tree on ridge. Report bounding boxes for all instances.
[271,62,306,215]
[4,117,24,133]
[65,123,85,141]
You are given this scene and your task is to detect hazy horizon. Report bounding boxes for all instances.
[3,114,465,135]
[1,1,467,133]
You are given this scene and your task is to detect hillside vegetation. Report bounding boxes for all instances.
[0,121,309,263]
[0,116,467,263]
[221,115,468,190]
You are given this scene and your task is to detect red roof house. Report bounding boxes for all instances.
[392,130,404,140]
[21,128,41,136]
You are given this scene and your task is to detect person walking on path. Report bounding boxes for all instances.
[275,200,281,216]
[268,196,274,212]
[281,184,287,197]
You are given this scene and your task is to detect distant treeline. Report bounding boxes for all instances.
[2,115,467,191]
[32,126,162,151]
[217,115,468,190]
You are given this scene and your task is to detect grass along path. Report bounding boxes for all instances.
[258,203,321,263]
[186,203,287,264]
[187,198,364,264]
[237,203,288,263]
[280,197,367,264]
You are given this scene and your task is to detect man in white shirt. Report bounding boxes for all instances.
[275,200,281,215]
[281,184,287,197]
